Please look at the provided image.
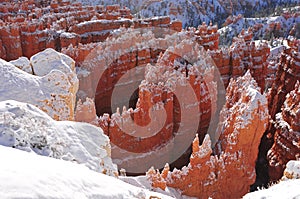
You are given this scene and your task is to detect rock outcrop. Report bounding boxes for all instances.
[282,160,300,180]
[94,36,220,173]
[208,28,270,90]
[0,1,181,61]
[267,81,300,180]
[147,71,269,199]
[254,47,300,186]
[0,100,118,176]
[0,48,78,121]
[75,97,98,125]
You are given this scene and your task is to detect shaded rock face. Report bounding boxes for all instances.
[254,48,300,187]
[267,81,300,180]
[0,48,78,121]
[147,71,269,199]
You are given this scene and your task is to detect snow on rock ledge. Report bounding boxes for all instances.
[0,100,117,176]
[0,145,173,199]
[0,48,79,121]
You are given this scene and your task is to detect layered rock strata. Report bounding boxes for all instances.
[208,28,270,90]
[0,1,181,61]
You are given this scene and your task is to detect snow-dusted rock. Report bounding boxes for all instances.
[30,48,79,107]
[0,100,117,176]
[0,145,173,199]
[0,49,78,121]
[147,71,269,199]
[9,57,33,74]
[283,160,300,180]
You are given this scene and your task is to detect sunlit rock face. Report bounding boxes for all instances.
[147,71,269,199]
[0,48,78,121]
[268,81,300,181]
[208,28,270,90]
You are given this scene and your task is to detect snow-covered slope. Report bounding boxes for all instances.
[0,100,117,176]
[70,0,296,27]
[0,145,173,199]
[218,8,300,45]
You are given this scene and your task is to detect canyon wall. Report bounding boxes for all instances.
[147,71,269,198]
[91,36,220,173]
[267,81,300,180]
[254,45,300,187]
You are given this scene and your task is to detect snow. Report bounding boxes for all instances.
[218,14,300,45]
[0,100,117,176]
[30,48,78,92]
[0,49,78,121]
[244,160,300,198]
[120,176,195,199]
[71,0,274,27]
[9,56,32,74]
[0,145,173,199]
[243,179,300,199]
[283,160,300,180]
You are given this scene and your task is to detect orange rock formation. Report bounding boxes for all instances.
[268,81,300,180]
[147,71,269,199]
[255,45,300,187]
[208,28,270,89]
[91,37,219,172]
[0,0,181,61]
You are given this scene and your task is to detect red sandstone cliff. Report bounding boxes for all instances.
[267,81,300,180]
[255,45,300,187]
[147,71,269,199]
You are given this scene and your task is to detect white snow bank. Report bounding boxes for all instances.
[0,100,117,176]
[243,179,300,199]
[0,145,173,199]
[121,175,195,199]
